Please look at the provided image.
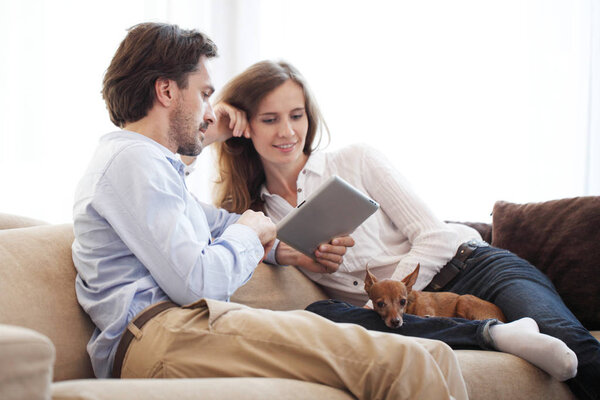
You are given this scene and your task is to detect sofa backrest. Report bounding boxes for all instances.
[0,212,48,230]
[231,263,329,310]
[0,221,329,383]
[0,224,95,381]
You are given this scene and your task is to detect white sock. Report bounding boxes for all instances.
[489,317,578,381]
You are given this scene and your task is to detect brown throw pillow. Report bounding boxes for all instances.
[491,197,600,330]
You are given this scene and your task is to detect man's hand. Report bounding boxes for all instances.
[202,102,250,146]
[276,236,355,274]
[236,210,277,260]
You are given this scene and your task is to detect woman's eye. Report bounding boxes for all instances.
[291,113,304,120]
[261,118,276,124]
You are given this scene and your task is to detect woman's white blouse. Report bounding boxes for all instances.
[261,144,481,306]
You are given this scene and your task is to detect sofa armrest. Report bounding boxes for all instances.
[0,324,55,400]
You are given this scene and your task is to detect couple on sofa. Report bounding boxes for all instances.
[72,22,599,399]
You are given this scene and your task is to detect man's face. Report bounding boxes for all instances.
[168,56,216,156]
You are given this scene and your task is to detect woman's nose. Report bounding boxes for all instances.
[278,120,295,137]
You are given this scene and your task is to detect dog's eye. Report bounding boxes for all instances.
[400,299,407,306]
[377,301,386,308]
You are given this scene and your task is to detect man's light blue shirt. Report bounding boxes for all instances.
[72,131,276,378]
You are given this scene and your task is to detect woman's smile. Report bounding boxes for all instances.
[273,142,297,152]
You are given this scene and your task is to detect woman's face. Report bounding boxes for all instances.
[249,79,309,171]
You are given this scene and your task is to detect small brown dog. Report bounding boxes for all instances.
[365,264,506,328]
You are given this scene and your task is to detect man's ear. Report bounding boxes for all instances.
[155,77,177,107]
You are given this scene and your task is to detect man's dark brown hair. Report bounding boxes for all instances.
[102,22,218,127]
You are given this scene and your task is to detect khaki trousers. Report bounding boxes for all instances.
[121,299,467,400]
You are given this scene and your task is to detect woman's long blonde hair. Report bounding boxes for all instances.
[214,60,328,213]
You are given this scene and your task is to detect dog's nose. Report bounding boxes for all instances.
[390,318,402,328]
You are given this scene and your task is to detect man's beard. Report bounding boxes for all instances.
[168,102,204,157]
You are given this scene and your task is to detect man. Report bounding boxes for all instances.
[72,22,467,400]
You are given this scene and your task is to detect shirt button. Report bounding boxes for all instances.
[353,281,358,286]
[297,188,302,193]
[185,172,190,176]
[302,170,307,174]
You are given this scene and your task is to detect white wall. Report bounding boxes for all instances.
[251,0,598,222]
[1,0,597,223]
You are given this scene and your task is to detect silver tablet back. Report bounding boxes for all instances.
[276,175,379,258]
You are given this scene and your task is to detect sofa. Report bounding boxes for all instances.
[1,197,598,400]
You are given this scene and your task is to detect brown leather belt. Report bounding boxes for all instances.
[112,301,178,378]
[424,240,488,292]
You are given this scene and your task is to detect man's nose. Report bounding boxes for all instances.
[204,103,216,125]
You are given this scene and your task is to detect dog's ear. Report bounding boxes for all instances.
[364,268,378,293]
[401,263,420,292]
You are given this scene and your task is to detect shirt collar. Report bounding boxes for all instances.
[303,150,325,176]
[115,129,186,173]
[259,184,271,201]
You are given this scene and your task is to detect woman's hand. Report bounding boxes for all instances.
[276,236,355,274]
[203,102,250,146]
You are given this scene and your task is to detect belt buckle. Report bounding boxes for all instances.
[467,239,488,248]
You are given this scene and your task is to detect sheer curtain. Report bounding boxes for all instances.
[0,0,254,223]
[588,0,600,194]
[1,0,597,223]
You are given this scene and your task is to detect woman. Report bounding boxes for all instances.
[209,60,597,398]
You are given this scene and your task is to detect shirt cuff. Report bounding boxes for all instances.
[264,239,281,266]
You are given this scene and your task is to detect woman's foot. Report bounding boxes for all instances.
[489,317,578,381]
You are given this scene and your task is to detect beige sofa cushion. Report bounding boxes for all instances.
[52,377,353,400]
[456,350,575,400]
[0,324,55,400]
[0,224,95,381]
[231,263,328,310]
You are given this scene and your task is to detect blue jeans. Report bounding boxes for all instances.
[306,299,499,350]
[306,245,599,400]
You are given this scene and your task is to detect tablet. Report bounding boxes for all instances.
[276,175,380,258]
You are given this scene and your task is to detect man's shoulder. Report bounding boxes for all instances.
[97,131,169,173]
[75,131,174,200]
[101,130,163,156]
